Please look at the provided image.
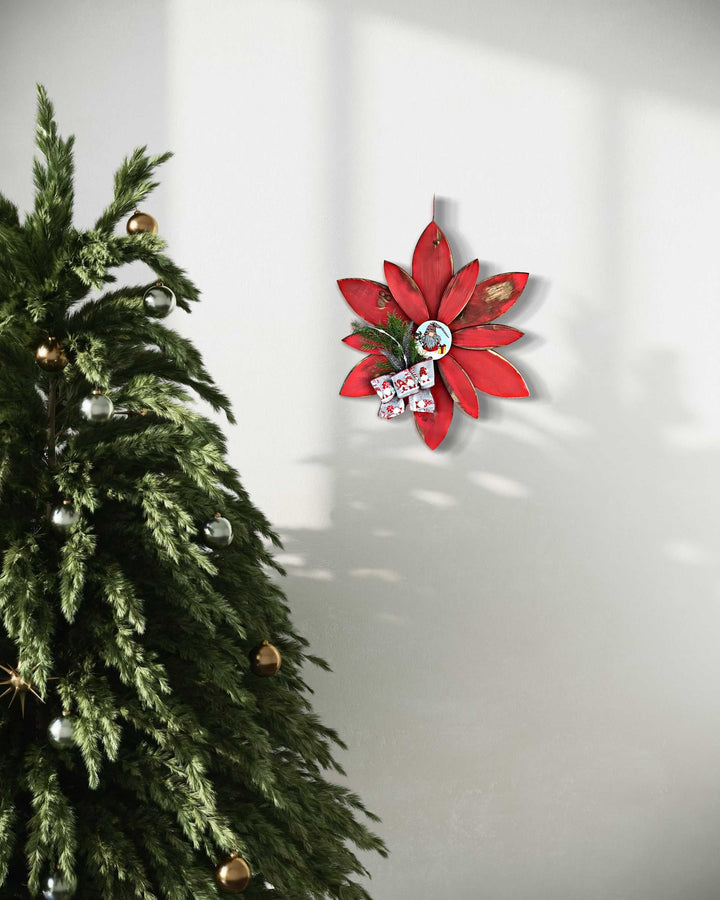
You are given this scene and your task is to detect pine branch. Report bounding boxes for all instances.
[0,193,19,229]
[351,313,423,371]
[0,801,17,885]
[58,523,96,621]
[94,146,173,235]
[28,85,76,266]
[24,746,78,895]
[110,236,200,306]
[0,537,56,693]
[0,224,38,292]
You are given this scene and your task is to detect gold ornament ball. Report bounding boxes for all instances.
[126,210,158,235]
[249,641,282,677]
[215,853,251,893]
[35,338,68,372]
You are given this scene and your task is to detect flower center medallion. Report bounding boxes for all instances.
[415,320,452,360]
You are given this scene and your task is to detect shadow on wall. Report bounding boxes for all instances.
[276,2,720,898]
[335,0,720,109]
[277,289,720,899]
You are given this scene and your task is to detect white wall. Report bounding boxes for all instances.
[4,1,720,897]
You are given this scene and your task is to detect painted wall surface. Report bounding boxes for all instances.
[3,1,720,897]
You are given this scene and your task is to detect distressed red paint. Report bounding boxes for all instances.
[339,219,530,448]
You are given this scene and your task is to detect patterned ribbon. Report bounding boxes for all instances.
[371,360,436,419]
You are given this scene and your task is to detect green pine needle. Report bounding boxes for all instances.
[351,312,423,371]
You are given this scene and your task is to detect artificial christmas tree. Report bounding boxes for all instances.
[0,87,386,899]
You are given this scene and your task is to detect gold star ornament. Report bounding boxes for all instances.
[0,663,43,716]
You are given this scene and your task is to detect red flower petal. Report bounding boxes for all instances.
[438,355,479,418]
[384,262,429,323]
[337,279,408,327]
[414,379,454,450]
[450,348,529,397]
[450,273,528,330]
[412,221,454,318]
[340,355,386,397]
[438,259,479,325]
[452,324,523,349]
[342,333,382,352]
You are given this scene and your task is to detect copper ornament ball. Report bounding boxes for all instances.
[249,641,282,677]
[35,338,68,372]
[126,210,158,235]
[215,853,251,893]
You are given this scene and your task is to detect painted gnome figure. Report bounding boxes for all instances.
[0,87,385,899]
[416,322,442,355]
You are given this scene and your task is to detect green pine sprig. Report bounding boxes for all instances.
[351,312,423,372]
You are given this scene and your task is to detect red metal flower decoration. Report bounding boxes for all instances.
[339,220,529,449]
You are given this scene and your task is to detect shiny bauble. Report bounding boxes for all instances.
[203,514,233,548]
[215,853,251,893]
[51,501,80,534]
[35,338,68,372]
[249,641,282,677]
[42,872,75,900]
[81,390,114,423]
[126,210,158,235]
[143,283,176,318]
[48,712,75,748]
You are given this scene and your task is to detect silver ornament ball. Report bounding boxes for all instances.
[81,391,114,423]
[143,283,176,318]
[42,872,74,900]
[48,713,75,748]
[51,502,80,534]
[204,515,233,548]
